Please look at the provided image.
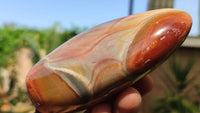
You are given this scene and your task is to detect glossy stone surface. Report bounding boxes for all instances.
[26,9,192,113]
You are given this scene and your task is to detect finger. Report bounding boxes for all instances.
[114,87,142,113]
[132,75,153,96]
[91,103,112,113]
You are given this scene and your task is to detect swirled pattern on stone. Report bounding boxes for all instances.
[26,9,192,113]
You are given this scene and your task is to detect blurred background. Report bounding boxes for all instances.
[0,0,199,113]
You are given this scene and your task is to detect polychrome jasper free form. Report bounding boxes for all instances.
[26,9,192,113]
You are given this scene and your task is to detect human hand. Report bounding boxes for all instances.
[86,75,153,113]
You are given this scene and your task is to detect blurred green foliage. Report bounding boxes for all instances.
[0,23,86,113]
[152,53,200,113]
[0,23,86,67]
[153,94,199,113]
[10,89,29,106]
[0,25,23,67]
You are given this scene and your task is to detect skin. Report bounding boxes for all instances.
[85,75,153,113]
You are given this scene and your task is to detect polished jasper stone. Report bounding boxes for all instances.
[26,9,192,113]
